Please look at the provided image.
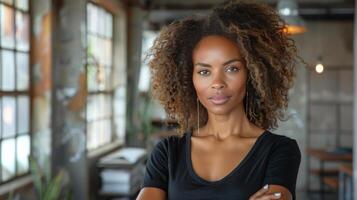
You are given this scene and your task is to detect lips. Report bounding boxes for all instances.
[208,94,231,105]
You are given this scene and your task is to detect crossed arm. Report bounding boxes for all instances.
[136,184,293,200]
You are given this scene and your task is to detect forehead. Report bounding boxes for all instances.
[192,35,242,60]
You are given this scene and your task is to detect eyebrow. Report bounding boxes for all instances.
[194,58,243,68]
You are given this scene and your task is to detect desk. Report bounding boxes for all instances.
[306,148,352,199]
[307,149,352,161]
[97,148,147,200]
[338,164,353,200]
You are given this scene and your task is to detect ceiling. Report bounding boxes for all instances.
[147,0,354,8]
[138,0,355,26]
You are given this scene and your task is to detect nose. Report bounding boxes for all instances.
[211,83,225,90]
[211,74,226,90]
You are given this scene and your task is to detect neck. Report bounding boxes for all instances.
[199,107,256,140]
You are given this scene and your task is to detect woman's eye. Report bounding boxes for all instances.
[226,66,239,72]
[198,70,210,76]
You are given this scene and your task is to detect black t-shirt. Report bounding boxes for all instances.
[141,130,301,200]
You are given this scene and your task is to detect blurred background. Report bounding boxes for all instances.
[0,0,355,199]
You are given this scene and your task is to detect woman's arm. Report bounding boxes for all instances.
[266,184,292,200]
[249,184,292,200]
[136,187,167,200]
[138,138,170,200]
[260,137,301,200]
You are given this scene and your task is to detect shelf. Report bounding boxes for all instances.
[323,177,339,189]
[308,130,352,134]
[310,168,339,176]
[309,100,353,105]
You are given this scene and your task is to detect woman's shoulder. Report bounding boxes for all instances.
[264,131,301,158]
[264,130,299,144]
[152,132,188,151]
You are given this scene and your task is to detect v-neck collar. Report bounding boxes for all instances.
[185,130,269,185]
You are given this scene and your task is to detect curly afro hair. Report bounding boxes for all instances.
[148,0,298,135]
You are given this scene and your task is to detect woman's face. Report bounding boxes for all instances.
[192,35,248,115]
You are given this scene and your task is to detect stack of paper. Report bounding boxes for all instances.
[98,147,147,196]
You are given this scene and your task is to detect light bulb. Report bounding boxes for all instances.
[315,63,324,74]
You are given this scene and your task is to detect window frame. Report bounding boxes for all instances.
[0,0,32,185]
[85,1,116,152]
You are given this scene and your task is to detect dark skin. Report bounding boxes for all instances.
[137,36,292,200]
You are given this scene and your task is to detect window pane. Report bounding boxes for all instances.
[87,121,98,150]
[87,95,112,120]
[105,13,112,38]
[104,67,112,91]
[86,95,97,121]
[114,97,126,116]
[97,37,105,64]
[86,3,116,151]
[97,65,105,91]
[87,3,97,34]
[15,11,29,51]
[15,0,28,11]
[98,94,111,118]
[98,120,104,146]
[87,95,112,149]
[115,116,125,144]
[1,5,15,48]
[138,65,150,92]
[92,37,100,64]
[2,97,16,138]
[87,35,96,63]
[115,86,126,99]
[98,8,105,37]
[1,138,16,181]
[97,95,104,118]
[17,96,29,133]
[102,119,111,144]
[16,52,29,90]
[2,50,15,90]
[104,39,112,66]
[86,4,92,33]
[16,134,30,174]
[105,95,112,118]
[87,65,97,92]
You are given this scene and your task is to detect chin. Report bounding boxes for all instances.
[206,106,234,116]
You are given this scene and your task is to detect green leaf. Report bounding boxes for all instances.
[65,189,73,200]
[28,156,43,200]
[6,191,13,200]
[43,170,65,200]
[43,158,51,185]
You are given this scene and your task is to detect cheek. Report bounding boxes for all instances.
[193,78,211,98]
[234,79,246,91]
[230,72,247,88]
[234,80,247,97]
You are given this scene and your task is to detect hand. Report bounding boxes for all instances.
[249,184,282,200]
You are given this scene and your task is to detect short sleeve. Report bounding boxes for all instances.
[263,137,301,200]
[141,139,169,191]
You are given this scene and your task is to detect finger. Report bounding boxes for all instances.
[249,184,269,199]
[259,192,282,200]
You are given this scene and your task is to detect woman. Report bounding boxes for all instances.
[137,1,301,199]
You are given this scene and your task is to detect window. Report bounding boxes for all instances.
[86,3,117,151]
[0,0,30,183]
[139,30,157,93]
